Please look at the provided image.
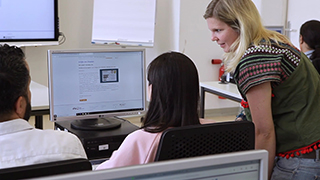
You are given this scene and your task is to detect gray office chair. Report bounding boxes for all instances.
[0,158,92,180]
[155,121,255,161]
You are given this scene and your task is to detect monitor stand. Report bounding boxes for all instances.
[70,117,121,131]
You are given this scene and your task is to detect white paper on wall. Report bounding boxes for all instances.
[92,0,157,47]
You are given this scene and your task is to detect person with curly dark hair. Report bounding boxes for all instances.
[0,44,87,169]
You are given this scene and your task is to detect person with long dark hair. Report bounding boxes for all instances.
[96,51,213,170]
[300,20,320,74]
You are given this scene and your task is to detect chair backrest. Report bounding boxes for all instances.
[154,121,255,161]
[0,158,92,180]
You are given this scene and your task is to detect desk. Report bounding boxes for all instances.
[30,81,49,129]
[200,81,242,118]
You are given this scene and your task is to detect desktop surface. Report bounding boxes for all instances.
[30,81,50,129]
[199,81,242,118]
[30,81,49,111]
[200,81,241,102]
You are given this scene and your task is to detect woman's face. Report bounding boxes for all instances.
[206,17,239,53]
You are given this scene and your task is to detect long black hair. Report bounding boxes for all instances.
[300,20,320,61]
[141,51,200,133]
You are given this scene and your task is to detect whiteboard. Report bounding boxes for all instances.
[92,0,156,47]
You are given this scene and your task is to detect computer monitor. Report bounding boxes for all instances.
[36,150,268,180]
[0,0,59,46]
[47,49,146,130]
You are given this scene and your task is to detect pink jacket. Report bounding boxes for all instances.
[95,129,162,170]
[95,119,214,170]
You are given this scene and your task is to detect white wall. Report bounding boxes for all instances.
[252,0,287,27]
[286,0,320,49]
[25,0,239,111]
[251,0,320,52]
[178,0,238,109]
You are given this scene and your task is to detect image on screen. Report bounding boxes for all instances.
[100,69,119,83]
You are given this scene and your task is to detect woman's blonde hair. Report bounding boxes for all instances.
[203,0,291,72]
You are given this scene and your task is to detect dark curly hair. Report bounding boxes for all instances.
[0,44,29,117]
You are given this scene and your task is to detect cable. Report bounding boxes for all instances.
[58,32,66,45]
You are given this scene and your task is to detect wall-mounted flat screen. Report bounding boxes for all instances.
[0,0,59,46]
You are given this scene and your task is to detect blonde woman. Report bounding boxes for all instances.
[204,0,320,179]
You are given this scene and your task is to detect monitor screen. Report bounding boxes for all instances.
[37,150,268,180]
[0,0,59,46]
[47,49,146,126]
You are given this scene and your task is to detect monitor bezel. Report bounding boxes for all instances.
[35,150,268,180]
[47,48,146,122]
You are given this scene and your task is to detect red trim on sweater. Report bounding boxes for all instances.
[277,139,320,159]
[241,99,249,108]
